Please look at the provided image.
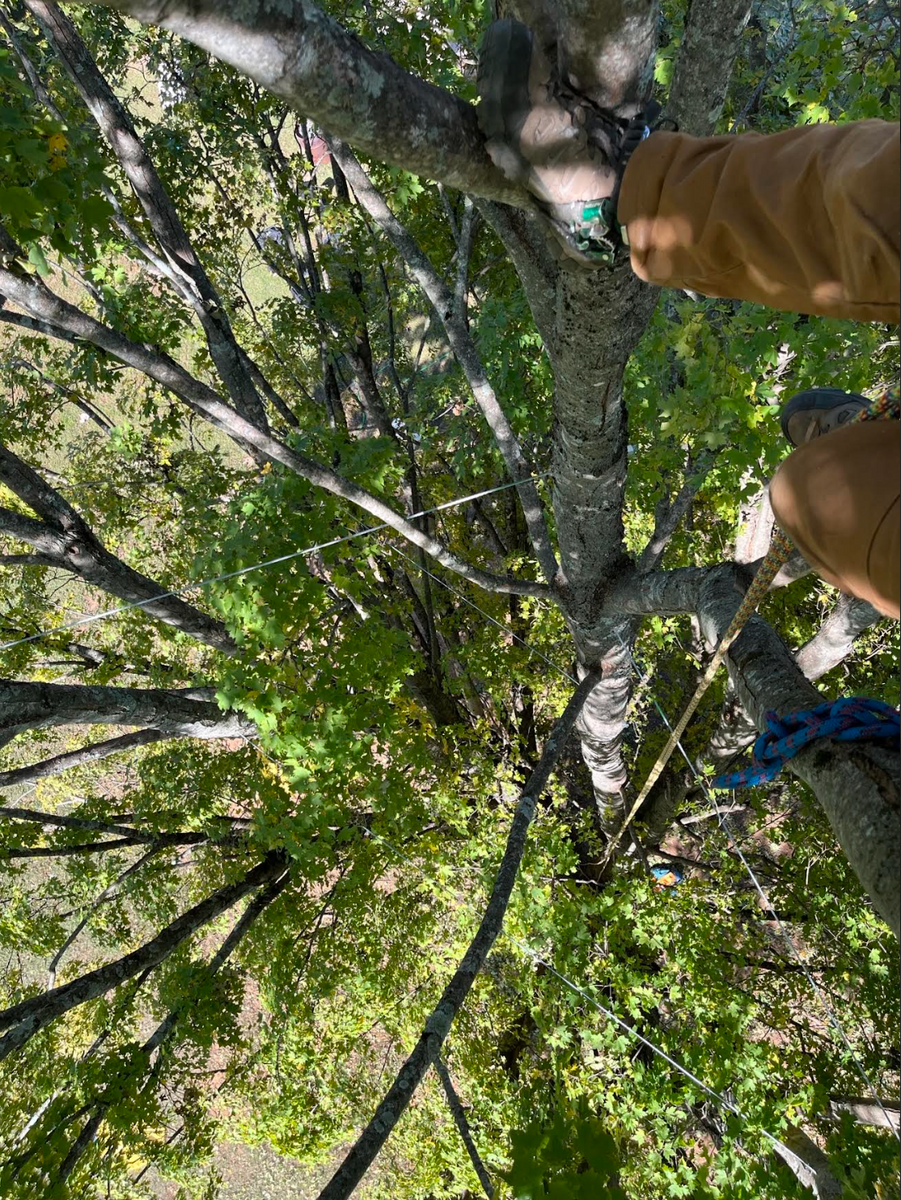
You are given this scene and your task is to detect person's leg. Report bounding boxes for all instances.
[476,20,899,321]
[618,121,900,322]
[769,419,900,619]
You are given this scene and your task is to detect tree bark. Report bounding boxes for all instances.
[0,803,156,841]
[0,680,253,750]
[666,0,753,135]
[795,595,882,682]
[66,0,526,206]
[827,1095,901,1133]
[774,1124,846,1200]
[551,0,657,109]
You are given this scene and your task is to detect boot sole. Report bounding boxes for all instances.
[478,20,602,269]
[779,387,869,446]
[478,19,560,208]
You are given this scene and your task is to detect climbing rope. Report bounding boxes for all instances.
[712,698,901,789]
[603,385,900,864]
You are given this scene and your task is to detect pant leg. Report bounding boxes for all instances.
[618,121,900,323]
[769,421,900,619]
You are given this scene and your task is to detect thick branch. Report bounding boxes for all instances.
[0,265,544,597]
[474,200,559,348]
[795,594,882,682]
[0,850,287,1059]
[0,679,253,750]
[667,0,754,135]
[827,1096,901,1133]
[318,670,600,1200]
[67,0,526,205]
[0,505,65,556]
[0,305,83,345]
[774,1125,845,1200]
[328,139,560,589]
[603,564,712,615]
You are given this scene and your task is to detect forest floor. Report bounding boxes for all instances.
[149,1141,341,1200]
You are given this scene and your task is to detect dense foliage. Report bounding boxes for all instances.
[0,1,898,1198]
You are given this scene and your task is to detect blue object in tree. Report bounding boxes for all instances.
[651,864,683,888]
[712,698,900,791]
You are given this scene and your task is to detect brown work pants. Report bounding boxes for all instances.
[619,120,900,617]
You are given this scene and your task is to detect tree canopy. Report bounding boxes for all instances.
[0,0,898,1197]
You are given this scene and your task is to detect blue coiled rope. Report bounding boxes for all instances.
[712,697,900,790]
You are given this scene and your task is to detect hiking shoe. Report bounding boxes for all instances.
[477,18,664,267]
[780,387,869,448]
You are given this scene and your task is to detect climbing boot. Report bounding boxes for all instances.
[477,18,667,267]
[780,386,869,448]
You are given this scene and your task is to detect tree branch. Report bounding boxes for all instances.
[54,865,291,1184]
[328,139,560,589]
[0,442,237,653]
[2,831,204,858]
[317,670,600,1200]
[0,804,154,841]
[0,505,65,557]
[667,0,754,135]
[453,198,478,322]
[473,199,559,348]
[66,0,527,206]
[434,1055,494,1199]
[24,0,269,430]
[0,850,288,1059]
[795,594,882,682]
[552,0,658,110]
[774,1124,845,1200]
[637,456,716,573]
[0,729,170,788]
[827,1095,901,1133]
[0,679,253,750]
[0,262,545,597]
